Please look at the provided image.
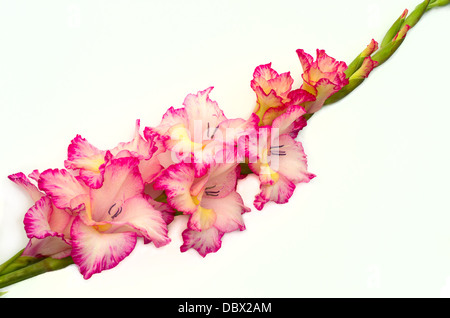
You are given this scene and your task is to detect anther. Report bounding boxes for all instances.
[108,203,123,219]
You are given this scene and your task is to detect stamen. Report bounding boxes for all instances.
[107,203,116,215]
[111,207,122,219]
[271,150,286,156]
[108,203,123,219]
[205,185,220,196]
[210,125,219,139]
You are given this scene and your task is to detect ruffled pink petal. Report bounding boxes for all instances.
[303,77,347,114]
[141,127,168,183]
[286,88,316,108]
[251,63,280,94]
[296,49,348,113]
[139,158,165,184]
[28,170,41,182]
[253,174,296,211]
[24,196,55,239]
[70,217,137,279]
[201,163,238,197]
[276,135,316,184]
[251,63,293,101]
[271,105,307,136]
[217,114,260,164]
[259,105,288,127]
[316,49,347,75]
[296,49,314,73]
[38,168,87,210]
[24,196,73,241]
[211,115,258,157]
[89,157,143,222]
[8,172,43,202]
[180,227,224,257]
[64,135,107,189]
[187,205,217,232]
[64,135,106,170]
[153,163,197,214]
[147,197,176,225]
[251,64,304,126]
[201,191,249,233]
[23,236,72,259]
[79,169,106,190]
[267,71,294,99]
[169,88,229,171]
[156,89,229,173]
[183,87,227,133]
[111,195,171,247]
[155,106,189,136]
[253,86,284,124]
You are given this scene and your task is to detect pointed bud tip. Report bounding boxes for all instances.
[400,9,409,19]
[362,39,379,57]
[393,24,411,41]
[350,57,379,79]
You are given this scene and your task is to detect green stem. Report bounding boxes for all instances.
[0,249,24,275]
[0,255,42,276]
[427,0,450,10]
[306,0,448,121]
[0,256,74,290]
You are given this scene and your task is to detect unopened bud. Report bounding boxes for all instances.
[361,39,379,57]
[380,9,408,48]
[393,24,411,41]
[345,39,379,78]
[350,57,379,79]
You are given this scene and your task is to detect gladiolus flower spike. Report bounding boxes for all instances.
[0,0,448,291]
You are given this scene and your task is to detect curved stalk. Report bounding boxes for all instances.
[306,0,448,120]
[0,256,74,290]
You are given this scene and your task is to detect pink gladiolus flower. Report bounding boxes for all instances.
[251,63,315,126]
[64,119,166,188]
[296,49,349,114]
[37,157,171,279]
[154,87,259,176]
[248,106,316,210]
[154,87,228,177]
[154,160,250,257]
[8,172,74,259]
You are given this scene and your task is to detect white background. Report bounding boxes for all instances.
[0,0,449,298]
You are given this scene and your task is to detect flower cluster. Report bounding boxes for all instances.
[1,1,444,292]
[8,49,355,279]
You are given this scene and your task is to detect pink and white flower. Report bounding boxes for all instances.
[154,87,228,176]
[247,106,316,210]
[154,87,259,175]
[37,157,171,279]
[296,49,349,114]
[154,160,250,257]
[64,120,166,188]
[8,172,74,259]
[251,63,315,126]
